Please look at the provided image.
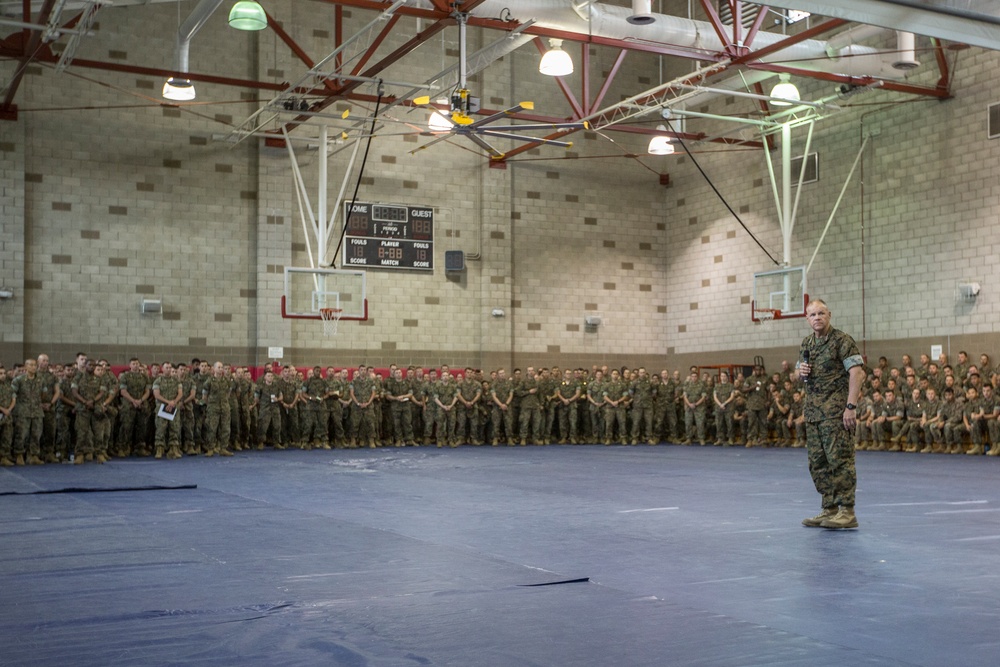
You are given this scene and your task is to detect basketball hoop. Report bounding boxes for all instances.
[319,307,343,336]
[753,308,780,325]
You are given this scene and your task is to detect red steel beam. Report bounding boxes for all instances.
[930,38,952,93]
[351,14,402,76]
[534,37,584,119]
[590,49,627,112]
[730,18,848,66]
[699,0,734,56]
[2,0,58,116]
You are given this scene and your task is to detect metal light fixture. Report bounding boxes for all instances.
[162,76,195,101]
[427,99,453,131]
[228,1,267,31]
[647,125,674,155]
[539,38,573,77]
[770,73,800,106]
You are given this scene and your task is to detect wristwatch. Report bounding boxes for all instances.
[846,403,857,410]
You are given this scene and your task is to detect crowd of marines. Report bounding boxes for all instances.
[1,350,998,466]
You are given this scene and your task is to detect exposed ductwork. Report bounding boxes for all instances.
[172,0,226,77]
[423,0,919,81]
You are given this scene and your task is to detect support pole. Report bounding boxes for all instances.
[806,134,870,274]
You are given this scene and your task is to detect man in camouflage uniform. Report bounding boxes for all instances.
[682,370,708,445]
[539,368,559,445]
[586,370,606,443]
[713,371,737,445]
[36,354,61,462]
[490,368,515,445]
[325,366,347,448]
[433,370,460,447]
[918,387,943,453]
[455,369,482,446]
[350,367,378,448]
[629,368,655,445]
[71,359,104,464]
[256,370,283,447]
[981,384,1000,455]
[797,299,865,530]
[301,366,330,449]
[601,369,628,445]
[961,386,985,455]
[151,362,183,460]
[194,360,211,451]
[12,358,46,465]
[175,364,198,455]
[201,361,234,457]
[385,367,414,446]
[554,368,581,444]
[119,357,150,457]
[939,387,964,453]
[741,366,769,447]
[92,362,117,461]
[0,365,16,466]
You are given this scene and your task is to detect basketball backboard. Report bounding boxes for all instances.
[751,266,807,322]
[281,267,368,321]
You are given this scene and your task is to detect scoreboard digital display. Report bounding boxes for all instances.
[342,202,433,271]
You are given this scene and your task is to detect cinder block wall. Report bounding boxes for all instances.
[2,4,1000,374]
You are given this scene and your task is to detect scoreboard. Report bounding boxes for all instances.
[342,202,433,271]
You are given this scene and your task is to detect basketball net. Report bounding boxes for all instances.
[319,308,343,336]
[753,308,778,326]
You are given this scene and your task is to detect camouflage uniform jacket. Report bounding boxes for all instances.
[491,378,513,407]
[72,373,105,408]
[153,375,182,406]
[630,377,654,408]
[201,375,231,409]
[12,374,44,418]
[713,382,735,412]
[120,370,150,405]
[798,327,863,422]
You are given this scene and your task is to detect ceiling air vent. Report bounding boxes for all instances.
[989,102,1000,139]
[718,1,761,29]
[790,152,819,186]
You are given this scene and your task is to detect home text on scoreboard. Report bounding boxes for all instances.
[342,202,434,271]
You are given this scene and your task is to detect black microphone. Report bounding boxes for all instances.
[802,350,810,387]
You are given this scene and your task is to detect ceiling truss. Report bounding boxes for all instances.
[0,0,980,162]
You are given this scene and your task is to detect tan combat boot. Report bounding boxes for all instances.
[802,507,838,527]
[821,507,859,530]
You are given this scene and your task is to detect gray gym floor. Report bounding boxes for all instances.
[2,445,998,666]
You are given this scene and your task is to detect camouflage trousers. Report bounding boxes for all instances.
[0,418,14,459]
[204,404,231,451]
[630,405,654,442]
[301,405,329,445]
[454,404,479,444]
[390,401,414,444]
[715,408,735,443]
[806,418,857,509]
[491,406,515,443]
[258,405,281,445]
[154,410,181,450]
[14,414,43,457]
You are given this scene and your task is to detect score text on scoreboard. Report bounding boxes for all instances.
[342,202,434,271]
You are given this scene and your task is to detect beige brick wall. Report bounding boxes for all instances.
[3,7,1000,374]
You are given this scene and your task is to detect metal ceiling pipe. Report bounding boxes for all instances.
[417,0,914,80]
[893,31,920,70]
[173,0,226,74]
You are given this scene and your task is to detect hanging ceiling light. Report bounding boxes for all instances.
[229,1,267,31]
[427,105,453,132]
[162,77,195,101]
[539,38,574,77]
[647,125,674,155]
[770,73,800,106]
